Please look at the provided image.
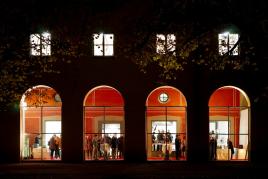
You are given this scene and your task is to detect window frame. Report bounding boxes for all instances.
[93,33,114,57]
[30,32,51,56]
[156,33,176,55]
[218,32,239,56]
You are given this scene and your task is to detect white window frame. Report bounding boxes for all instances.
[218,32,239,56]
[93,33,114,56]
[30,32,51,56]
[156,34,176,55]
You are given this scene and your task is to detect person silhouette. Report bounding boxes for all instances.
[227,139,234,160]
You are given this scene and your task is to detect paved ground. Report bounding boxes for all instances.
[0,162,267,179]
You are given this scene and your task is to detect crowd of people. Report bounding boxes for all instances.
[152,131,186,160]
[84,134,124,160]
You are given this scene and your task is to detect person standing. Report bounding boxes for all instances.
[111,135,118,160]
[34,134,41,148]
[54,135,61,159]
[152,132,156,151]
[48,134,56,160]
[181,136,186,159]
[209,134,217,160]
[92,134,98,160]
[117,135,124,159]
[175,135,181,160]
[227,139,234,160]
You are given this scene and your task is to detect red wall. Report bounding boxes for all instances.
[146,87,186,106]
[24,108,61,146]
[209,88,240,107]
[209,87,244,147]
[84,86,124,106]
[84,86,124,133]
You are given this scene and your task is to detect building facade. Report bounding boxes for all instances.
[1,0,268,165]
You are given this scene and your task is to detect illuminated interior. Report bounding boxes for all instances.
[218,32,239,56]
[209,86,250,161]
[146,86,187,161]
[83,85,125,160]
[30,32,51,56]
[20,85,62,161]
[93,33,114,56]
[156,34,176,55]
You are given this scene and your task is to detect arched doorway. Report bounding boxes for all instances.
[208,86,250,161]
[20,85,62,161]
[83,85,125,160]
[146,86,187,161]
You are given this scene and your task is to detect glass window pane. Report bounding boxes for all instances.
[41,33,51,56]
[30,34,41,56]
[219,33,239,56]
[84,104,124,161]
[219,45,228,55]
[148,106,187,161]
[167,34,176,54]
[229,34,239,45]
[218,33,228,45]
[104,34,114,44]
[209,122,216,133]
[156,34,165,54]
[94,45,104,56]
[21,87,62,161]
[229,45,239,55]
[104,45,113,56]
[93,33,103,44]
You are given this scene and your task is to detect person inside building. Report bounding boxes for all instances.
[152,132,156,151]
[92,134,99,160]
[227,138,235,160]
[34,134,41,148]
[175,134,181,160]
[54,135,61,159]
[85,135,93,160]
[117,135,124,159]
[209,131,217,160]
[48,134,56,160]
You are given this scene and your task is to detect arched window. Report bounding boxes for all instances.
[20,85,62,161]
[146,86,187,161]
[83,85,125,160]
[209,86,250,161]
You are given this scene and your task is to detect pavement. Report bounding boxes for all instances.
[0,161,267,179]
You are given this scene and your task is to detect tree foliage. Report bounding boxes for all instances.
[118,0,261,80]
[0,0,266,110]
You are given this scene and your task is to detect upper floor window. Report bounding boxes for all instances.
[30,32,51,56]
[218,32,239,56]
[156,34,176,55]
[93,33,114,56]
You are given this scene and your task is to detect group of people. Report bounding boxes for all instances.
[152,131,186,160]
[84,134,124,160]
[175,134,186,160]
[152,130,174,152]
[209,131,234,160]
[48,134,61,160]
